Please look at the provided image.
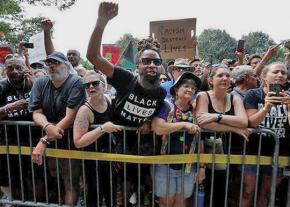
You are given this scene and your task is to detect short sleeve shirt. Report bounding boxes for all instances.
[244,88,290,155]
[29,74,85,122]
[107,67,166,127]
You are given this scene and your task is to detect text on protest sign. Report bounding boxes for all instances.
[150,18,196,60]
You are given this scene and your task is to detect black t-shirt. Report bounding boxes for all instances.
[244,88,290,155]
[0,79,33,145]
[107,67,166,127]
[29,74,85,122]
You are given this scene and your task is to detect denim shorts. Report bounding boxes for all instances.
[154,164,196,198]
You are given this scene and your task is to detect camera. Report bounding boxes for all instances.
[22,42,34,49]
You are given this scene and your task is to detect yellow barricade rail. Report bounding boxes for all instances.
[0,145,289,167]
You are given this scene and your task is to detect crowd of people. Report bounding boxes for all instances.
[1,1,290,207]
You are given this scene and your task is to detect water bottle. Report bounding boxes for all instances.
[193,183,205,207]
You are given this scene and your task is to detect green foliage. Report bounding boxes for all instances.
[242,31,285,63]
[242,31,275,55]
[0,0,21,16]
[115,33,139,55]
[198,29,236,64]
[0,0,77,45]
[80,58,93,70]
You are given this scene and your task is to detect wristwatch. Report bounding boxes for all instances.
[99,125,106,134]
[217,113,223,123]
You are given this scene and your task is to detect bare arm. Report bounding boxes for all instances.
[247,92,282,127]
[41,19,55,55]
[87,2,118,78]
[73,106,101,148]
[254,45,278,76]
[196,92,247,128]
[218,95,248,127]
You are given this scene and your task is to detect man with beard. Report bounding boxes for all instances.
[87,2,166,130]
[87,3,166,205]
[0,55,35,201]
[29,51,85,205]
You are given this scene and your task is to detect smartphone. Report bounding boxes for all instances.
[269,83,283,95]
[236,40,245,52]
[23,42,34,48]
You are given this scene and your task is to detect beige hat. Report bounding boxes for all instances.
[168,58,193,72]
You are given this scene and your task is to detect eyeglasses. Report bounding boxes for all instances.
[83,80,104,89]
[45,59,62,66]
[141,58,162,66]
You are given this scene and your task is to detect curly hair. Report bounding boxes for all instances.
[135,37,161,63]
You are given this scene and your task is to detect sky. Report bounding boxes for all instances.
[24,0,290,59]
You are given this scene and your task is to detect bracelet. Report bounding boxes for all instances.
[40,137,50,145]
[199,166,206,169]
[43,123,52,132]
[99,125,106,134]
[217,113,223,123]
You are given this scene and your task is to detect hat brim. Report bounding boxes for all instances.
[170,72,201,96]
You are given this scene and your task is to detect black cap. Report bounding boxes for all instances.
[45,51,69,64]
[170,72,201,95]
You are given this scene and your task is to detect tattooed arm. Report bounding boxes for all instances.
[73,105,122,148]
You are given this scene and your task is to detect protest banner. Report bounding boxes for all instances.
[102,44,120,65]
[28,31,46,63]
[150,18,196,60]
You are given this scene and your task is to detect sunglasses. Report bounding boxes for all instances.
[83,80,104,89]
[45,59,62,66]
[141,58,162,66]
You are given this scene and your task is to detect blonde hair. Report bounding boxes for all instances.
[84,70,107,91]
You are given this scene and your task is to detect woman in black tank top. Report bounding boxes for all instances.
[196,66,249,206]
[73,71,121,207]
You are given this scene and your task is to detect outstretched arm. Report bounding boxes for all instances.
[87,2,118,78]
[41,19,55,55]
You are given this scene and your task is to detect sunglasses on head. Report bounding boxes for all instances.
[141,58,162,66]
[83,80,104,89]
[45,59,62,66]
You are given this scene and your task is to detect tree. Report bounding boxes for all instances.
[242,31,275,55]
[115,33,139,56]
[0,0,77,44]
[243,31,285,63]
[197,29,236,64]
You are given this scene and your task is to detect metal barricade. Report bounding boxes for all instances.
[0,120,289,207]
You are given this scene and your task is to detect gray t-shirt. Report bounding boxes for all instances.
[29,74,85,122]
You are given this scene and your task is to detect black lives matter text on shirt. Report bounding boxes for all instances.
[107,67,166,127]
[0,79,31,120]
[244,88,290,155]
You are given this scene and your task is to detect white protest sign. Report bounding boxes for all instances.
[28,32,46,63]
